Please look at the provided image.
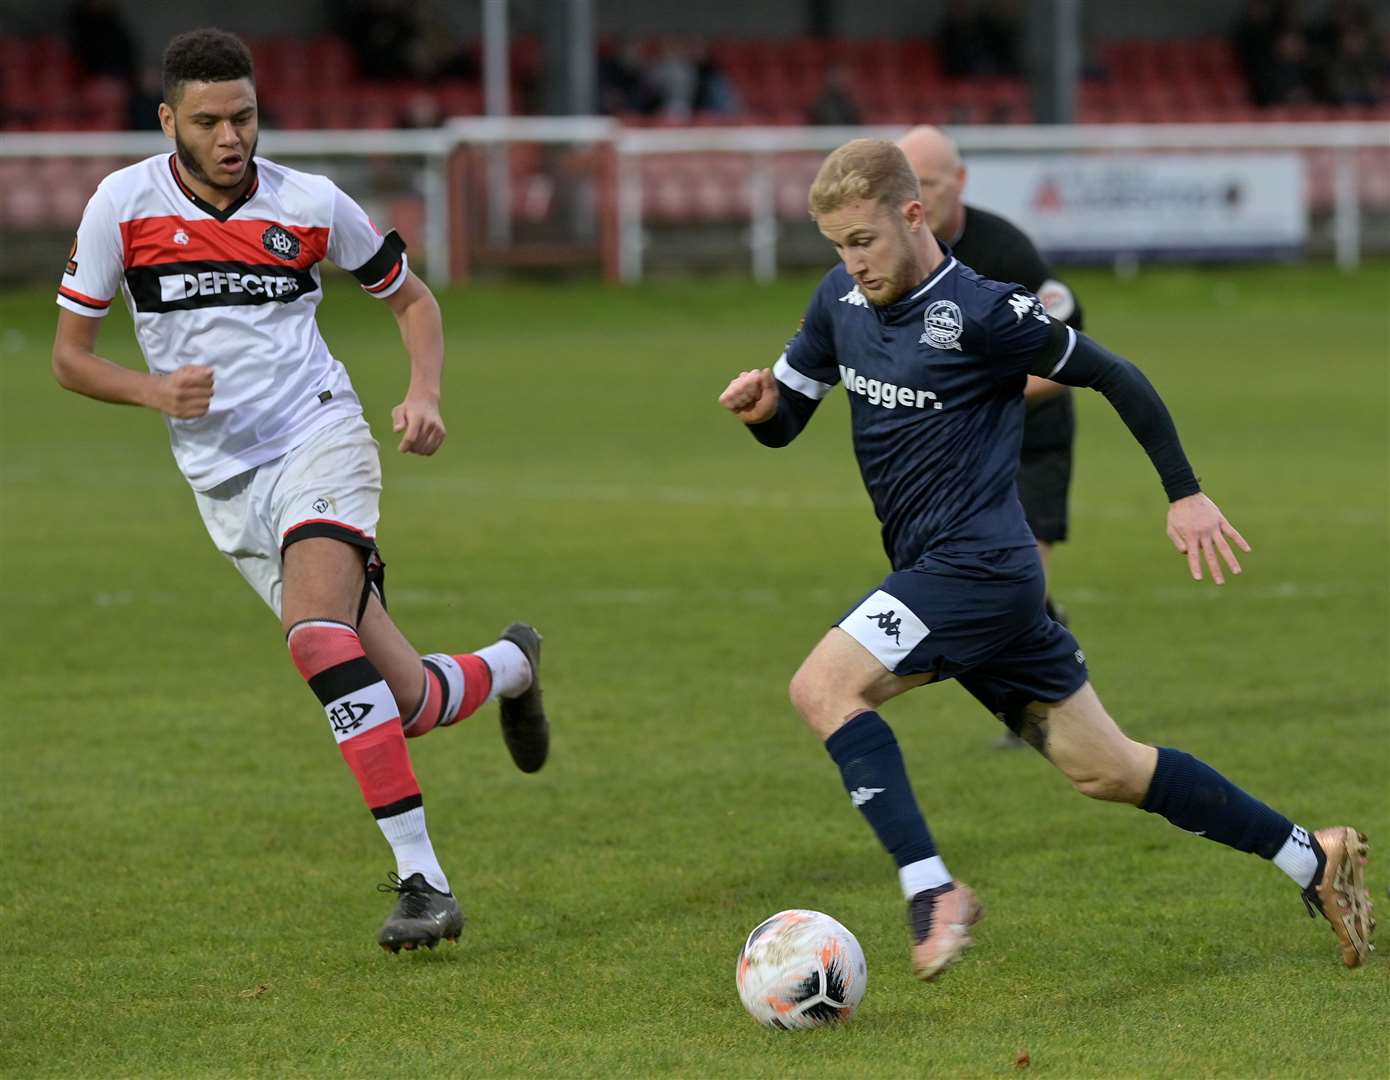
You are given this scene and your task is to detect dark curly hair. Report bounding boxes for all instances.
[162,28,255,106]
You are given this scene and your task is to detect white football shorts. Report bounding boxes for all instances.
[192,414,383,616]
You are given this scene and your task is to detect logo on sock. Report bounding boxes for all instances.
[328,700,375,735]
[850,786,885,807]
[867,610,902,644]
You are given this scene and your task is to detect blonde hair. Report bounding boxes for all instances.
[808,138,922,219]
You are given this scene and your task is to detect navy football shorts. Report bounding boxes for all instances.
[836,546,1089,724]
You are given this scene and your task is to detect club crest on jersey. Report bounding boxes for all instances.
[173,228,189,246]
[261,224,300,261]
[920,299,963,350]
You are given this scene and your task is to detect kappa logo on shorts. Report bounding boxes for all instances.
[262,224,301,261]
[328,700,374,735]
[867,609,903,644]
[845,589,929,662]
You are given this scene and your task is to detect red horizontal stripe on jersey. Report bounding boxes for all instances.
[363,258,402,293]
[120,216,329,271]
[58,285,112,308]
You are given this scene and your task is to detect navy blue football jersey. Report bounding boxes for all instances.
[775,254,1071,568]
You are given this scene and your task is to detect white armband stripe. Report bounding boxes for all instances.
[773,353,835,400]
[1048,327,1078,379]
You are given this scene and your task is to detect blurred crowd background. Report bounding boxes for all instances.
[1,0,1385,132]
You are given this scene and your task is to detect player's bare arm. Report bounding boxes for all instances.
[52,308,213,419]
[384,270,446,456]
[1022,374,1067,404]
[718,368,779,424]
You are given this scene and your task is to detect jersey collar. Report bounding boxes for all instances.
[167,154,260,222]
[876,250,958,322]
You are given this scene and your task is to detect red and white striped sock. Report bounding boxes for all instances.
[288,619,448,892]
[401,652,494,738]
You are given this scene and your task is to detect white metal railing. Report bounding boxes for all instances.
[3,119,1386,282]
[613,121,1390,280]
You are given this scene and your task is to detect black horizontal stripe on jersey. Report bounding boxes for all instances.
[349,230,407,288]
[124,260,319,313]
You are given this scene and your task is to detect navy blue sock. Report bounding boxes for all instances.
[824,711,936,868]
[1140,747,1294,858]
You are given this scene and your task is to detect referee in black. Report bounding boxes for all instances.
[897,125,1083,749]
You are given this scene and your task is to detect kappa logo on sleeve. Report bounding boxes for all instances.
[1008,293,1050,325]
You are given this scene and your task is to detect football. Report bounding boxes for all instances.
[735,909,867,1029]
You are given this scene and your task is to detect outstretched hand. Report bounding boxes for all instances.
[718,368,779,425]
[1166,492,1250,585]
[392,393,446,455]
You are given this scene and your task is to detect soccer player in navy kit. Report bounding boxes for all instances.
[899,124,1082,750]
[719,139,1372,979]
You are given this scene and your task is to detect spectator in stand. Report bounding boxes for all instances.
[401,89,444,129]
[975,0,1023,77]
[939,0,1022,79]
[692,41,741,116]
[597,38,661,116]
[1327,24,1383,105]
[126,66,164,130]
[1309,0,1383,105]
[808,64,862,126]
[333,0,419,81]
[650,38,698,120]
[939,0,988,78]
[68,0,138,82]
[1267,25,1314,104]
[1233,0,1281,105]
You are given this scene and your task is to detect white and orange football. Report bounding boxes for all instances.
[735,909,867,1029]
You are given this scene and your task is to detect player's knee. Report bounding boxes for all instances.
[1068,771,1132,802]
[286,618,360,681]
[1064,752,1150,803]
[788,661,846,727]
[787,665,817,719]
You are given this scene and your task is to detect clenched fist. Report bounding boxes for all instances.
[157,364,214,419]
[718,368,779,425]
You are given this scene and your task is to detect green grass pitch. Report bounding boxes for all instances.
[1,262,1387,1077]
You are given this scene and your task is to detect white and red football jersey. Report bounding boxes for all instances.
[57,154,409,490]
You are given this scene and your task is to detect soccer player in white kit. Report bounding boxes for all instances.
[50,28,549,952]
